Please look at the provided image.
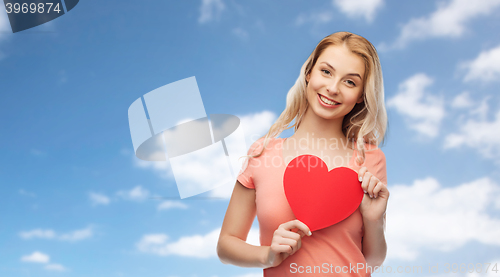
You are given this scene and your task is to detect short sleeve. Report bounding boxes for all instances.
[237,138,265,189]
[373,148,387,185]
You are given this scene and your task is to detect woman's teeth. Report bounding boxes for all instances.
[320,95,339,105]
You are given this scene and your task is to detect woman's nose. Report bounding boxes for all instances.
[327,79,340,94]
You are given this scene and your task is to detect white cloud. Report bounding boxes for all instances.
[386,176,500,261]
[387,73,445,138]
[332,0,384,23]
[136,231,215,258]
[245,228,260,246]
[448,92,492,143]
[467,96,490,121]
[0,8,10,37]
[20,251,50,263]
[44,263,67,272]
[157,200,189,211]
[207,111,276,199]
[467,258,500,277]
[132,111,276,200]
[117,185,150,201]
[198,0,225,24]
[451,91,473,108]
[19,229,56,239]
[58,226,93,242]
[295,10,334,26]
[0,10,10,60]
[89,192,110,206]
[19,226,93,242]
[19,189,36,197]
[462,44,500,82]
[389,0,500,49]
[136,227,259,258]
[444,106,500,160]
[238,111,277,150]
[20,252,67,272]
[134,158,170,179]
[232,27,249,41]
[296,0,383,26]
[0,9,9,30]
[132,132,171,178]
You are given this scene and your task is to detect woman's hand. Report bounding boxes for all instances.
[358,167,389,222]
[264,219,312,268]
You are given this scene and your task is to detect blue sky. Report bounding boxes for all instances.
[1,0,500,276]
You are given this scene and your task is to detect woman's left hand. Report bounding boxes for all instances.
[357,167,389,222]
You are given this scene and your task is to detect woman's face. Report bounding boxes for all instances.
[305,44,365,121]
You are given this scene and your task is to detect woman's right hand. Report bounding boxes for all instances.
[264,219,312,268]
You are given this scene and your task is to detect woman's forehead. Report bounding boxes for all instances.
[317,45,365,77]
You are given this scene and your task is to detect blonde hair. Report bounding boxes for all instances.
[241,31,388,167]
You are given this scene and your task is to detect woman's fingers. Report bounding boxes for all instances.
[358,167,367,187]
[270,242,292,254]
[358,168,383,198]
[360,171,372,193]
[271,219,311,256]
[294,238,302,255]
[275,228,300,241]
[367,175,379,198]
[268,219,312,266]
[276,237,298,253]
[281,219,312,237]
[268,219,313,261]
[373,181,389,199]
[372,181,383,198]
[295,229,307,238]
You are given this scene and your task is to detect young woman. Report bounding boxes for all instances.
[217,31,389,277]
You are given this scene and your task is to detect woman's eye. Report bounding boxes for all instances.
[321,69,331,75]
[346,80,356,87]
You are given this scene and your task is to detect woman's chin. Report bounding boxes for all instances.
[314,111,342,121]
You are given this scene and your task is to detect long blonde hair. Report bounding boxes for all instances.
[242,31,388,166]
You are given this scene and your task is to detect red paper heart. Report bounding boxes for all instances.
[283,154,364,231]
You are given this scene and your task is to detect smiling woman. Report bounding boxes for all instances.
[305,45,366,123]
[217,31,389,277]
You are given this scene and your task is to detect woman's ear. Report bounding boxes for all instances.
[305,73,310,84]
[357,92,364,104]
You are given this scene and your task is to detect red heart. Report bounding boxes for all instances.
[283,154,364,231]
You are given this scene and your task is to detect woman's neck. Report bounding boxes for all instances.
[292,106,352,150]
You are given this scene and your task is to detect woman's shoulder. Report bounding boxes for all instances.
[361,142,387,183]
[362,143,386,166]
[364,142,381,152]
[354,139,382,152]
[247,136,281,156]
[354,139,385,162]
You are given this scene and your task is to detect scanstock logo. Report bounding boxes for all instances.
[3,0,79,33]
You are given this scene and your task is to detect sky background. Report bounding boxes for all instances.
[1,0,500,276]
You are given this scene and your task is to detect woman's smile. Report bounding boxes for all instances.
[317,93,341,108]
[305,44,365,121]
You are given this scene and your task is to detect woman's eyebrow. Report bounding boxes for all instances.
[321,62,362,79]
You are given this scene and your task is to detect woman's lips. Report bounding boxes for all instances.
[317,93,341,108]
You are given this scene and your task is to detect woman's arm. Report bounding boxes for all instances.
[358,166,389,268]
[217,180,269,268]
[362,214,387,267]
